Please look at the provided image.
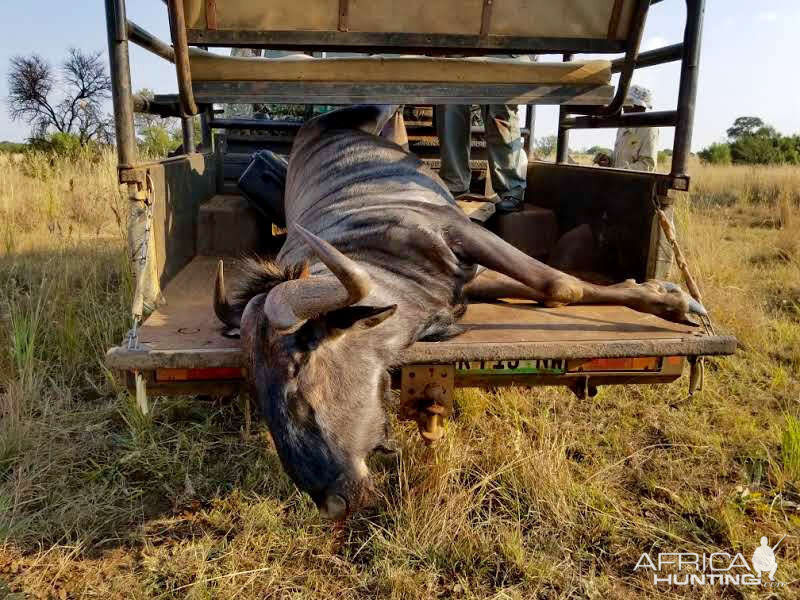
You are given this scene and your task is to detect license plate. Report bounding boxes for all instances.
[455,359,566,375]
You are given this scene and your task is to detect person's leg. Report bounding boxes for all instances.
[482,104,527,212]
[435,105,472,196]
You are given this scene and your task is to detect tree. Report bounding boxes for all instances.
[586,145,612,156]
[139,124,181,157]
[719,117,800,165]
[7,49,113,144]
[730,134,783,165]
[133,88,182,157]
[726,116,764,140]
[698,142,732,165]
[534,135,558,157]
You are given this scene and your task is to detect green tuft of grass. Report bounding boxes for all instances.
[782,414,800,483]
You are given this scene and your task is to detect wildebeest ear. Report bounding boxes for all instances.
[325,304,397,332]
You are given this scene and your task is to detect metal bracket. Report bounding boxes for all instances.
[569,376,598,400]
[118,165,147,185]
[127,318,140,350]
[399,365,454,443]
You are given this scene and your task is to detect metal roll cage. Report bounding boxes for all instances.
[105,0,704,190]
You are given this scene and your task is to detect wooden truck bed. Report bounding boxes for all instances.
[106,256,736,374]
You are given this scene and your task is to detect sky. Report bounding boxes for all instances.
[0,0,798,151]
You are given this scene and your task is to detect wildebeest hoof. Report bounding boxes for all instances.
[659,281,707,316]
[613,279,707,324]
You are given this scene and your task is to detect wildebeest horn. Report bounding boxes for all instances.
[264,225,372,331]
[213,260,241,328]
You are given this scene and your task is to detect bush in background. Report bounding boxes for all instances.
[701,116,800,166]
[698,142,732,165]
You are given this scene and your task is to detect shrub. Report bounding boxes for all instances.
[138,125,181,158]
[698,142,732,165]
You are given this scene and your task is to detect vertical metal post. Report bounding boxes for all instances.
[200,107,213,152]
[556,54,573,164]
[524,104,535,159]
[182,116,195,153]
[671,0,705,178]
[105,0,136,169]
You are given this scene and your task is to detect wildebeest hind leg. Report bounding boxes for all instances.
[450,222,706,323]
[464,269,547,302]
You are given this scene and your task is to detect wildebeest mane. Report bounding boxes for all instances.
[214,257,309,331]
[231,257,309,314]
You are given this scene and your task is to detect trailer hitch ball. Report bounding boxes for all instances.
[418,384,447,443]
[400,366,455,444]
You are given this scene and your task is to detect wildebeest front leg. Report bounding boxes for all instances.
[451,222,706,323]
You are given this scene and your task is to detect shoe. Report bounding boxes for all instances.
[495,196,524,213]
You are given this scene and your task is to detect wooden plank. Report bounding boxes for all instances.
[205,0,218,29]
[457,199,496,223]
[106,256,736,370]
[480,0,494,37]
[193,81,615,106]
[338,0,349,32]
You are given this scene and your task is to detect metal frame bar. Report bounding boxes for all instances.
[105,0,136,171]
[192,81,614,106]
[671,0,705,178]
[563,0,650,118]
[561,110,679,130]
[556,0,705,185]
[128,20,175,63]
[187,30,628,55]
[109,0,704,188]
[166,0,198,116]
[611,42,683,73]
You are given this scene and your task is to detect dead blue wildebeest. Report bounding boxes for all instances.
[214,105,706,519]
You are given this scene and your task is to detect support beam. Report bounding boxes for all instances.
[671,0,705,178]
[556,54,573,164]
[182,116,196,153]
[127,20,175,63]
[105,0,137,170]
[167,0,198,115]
[611,43,683,73]
[561,110,678,130]
[193,81,614,106]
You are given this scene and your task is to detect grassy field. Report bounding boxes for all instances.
[1,152,799,599]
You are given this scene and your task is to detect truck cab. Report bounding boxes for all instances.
[104,0,735,420]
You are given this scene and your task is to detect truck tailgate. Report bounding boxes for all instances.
[106,257,736,372]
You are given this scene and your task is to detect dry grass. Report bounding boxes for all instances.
[1,153,799,599]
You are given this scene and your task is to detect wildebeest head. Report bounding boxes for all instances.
[214,226,397,519]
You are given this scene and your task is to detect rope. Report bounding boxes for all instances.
[653,200,711,395]
[654,203,714,335]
